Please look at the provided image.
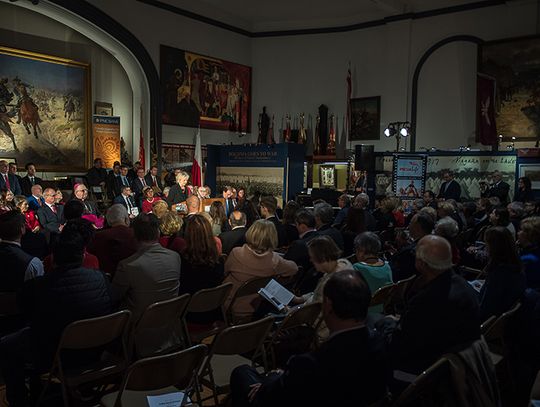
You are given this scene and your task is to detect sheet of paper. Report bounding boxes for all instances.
[263,279,294,306]
[147,392,187,407]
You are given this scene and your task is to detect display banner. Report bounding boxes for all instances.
[393,154,427,212]
[92,115,120,168]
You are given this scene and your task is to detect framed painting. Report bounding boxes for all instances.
[319,164,336,189]
[0,46,90,171]
[349,96,381,141]
[480,36,540,142]
[160,45,251,133]
[94,102,113,116]
[519,163,540,190]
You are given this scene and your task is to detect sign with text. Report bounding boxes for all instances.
[92,115,120,168]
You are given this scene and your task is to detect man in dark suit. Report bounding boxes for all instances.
[222,186,237,217]
[260,195,287,248]
[115,165,132,198]
[487,170,510,204]
[423,190,438,210]
[37,187,65,236]
[127,161,141,181]
[387,235,480,374]
[219,211,247,255]
[86,158,107,187]
[314,202,344,250]
[113,186,138,217]
[284,209,319,272]
[20,163,43,197]
[0,160,21,195]
[87,204,137,277]
[131,168,148,207]
[389,212,434,282]
[8,162,22,190]
[231,269,390,407]
[144,165,163,193]
[106,161,121,200]
[437,171,461,201]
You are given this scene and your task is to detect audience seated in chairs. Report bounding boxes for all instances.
[352,231,393,313]
[0,228,114,407]
[87,204,137,277]
[313,202,344,250]
[141,185,161,214]
[158,211,186,254]
[230,269,390,407]
[112,213,181,322]
[224,219,298,317]
[383,235,481,375]
[219,210,248,255]
[15,195,48,259]
[478,227,525,321]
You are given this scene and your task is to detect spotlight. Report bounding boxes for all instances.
[400,123,410,137]
[384,124,396,138]
[384,121,412,151]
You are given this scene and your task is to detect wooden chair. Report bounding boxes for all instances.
[183,283,233,345]
[38,310,132,407]
[392,357,451,407]
[132,294,191,359]
[266,302,322,369]
[199,316,274,405]
[227,276,273,325]
[383,275,416,315]
[370,283,396,308]
[100,344,207,407]
[483,302,522,387]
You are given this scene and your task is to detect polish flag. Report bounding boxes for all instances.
[191,127,202,187]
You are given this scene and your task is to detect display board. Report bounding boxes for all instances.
[93,115,120,168]
[392,154,427,212]
[206,144,305,206]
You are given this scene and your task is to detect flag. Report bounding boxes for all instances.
[191,127,202,187]
[476,74,497,146]
[337,116,347,159]
[138,106,145,170]
[346,62,352,141]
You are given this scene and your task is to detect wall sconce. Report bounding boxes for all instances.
[384,121,411,152]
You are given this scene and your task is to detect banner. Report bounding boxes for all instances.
[92,115,120,168]
[476,74,497,146]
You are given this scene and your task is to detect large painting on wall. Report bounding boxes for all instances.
[0,46,90,171]
[160,45,251,133]
[349,96,380,141]
[480,36,540,143]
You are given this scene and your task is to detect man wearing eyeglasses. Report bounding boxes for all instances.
[37,188,64,235]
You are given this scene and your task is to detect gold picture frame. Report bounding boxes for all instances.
[95,101,113,116]
[319,164,336,189]
[0,45,91,171]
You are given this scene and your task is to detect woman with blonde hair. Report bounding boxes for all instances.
[224,219,298,316]
[152,199,170,219]
[166,170,191,207]
[158,211,185,254]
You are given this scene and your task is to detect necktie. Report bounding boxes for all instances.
[125,196,132,210]
[122,176,128,186]
[30,177,34,185]
[51,204,57,214]
[4,174,10,190]
[152,176,157,186]
[141,178,147,187]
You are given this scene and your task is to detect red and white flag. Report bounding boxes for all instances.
[346,62,352,140]
[191,127,202,187]
[476,74,498,146]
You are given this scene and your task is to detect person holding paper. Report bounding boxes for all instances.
[224,219,298,317]
[230,269,389,407]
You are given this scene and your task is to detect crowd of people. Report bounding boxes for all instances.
[1,157,540,406]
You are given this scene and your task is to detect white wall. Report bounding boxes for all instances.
[87,0,253,146]
[252,0,539,152]
[0,2,133,175]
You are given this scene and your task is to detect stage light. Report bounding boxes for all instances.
[400,123,410,137]
[384,124,396,138]
[384,121,412,151]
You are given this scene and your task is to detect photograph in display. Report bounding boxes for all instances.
[0,46,90,170]
[519,163,540,190]
[216,166,284,205]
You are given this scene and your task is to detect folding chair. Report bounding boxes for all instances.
[370,283,396,308]
[38,310,131,407]
[183,283,233,345]
[483,302,522,388]
[100,344,207,407]
[383,274,416,315]
[199,315,274,405]
[227,276,273,325]
[266,302,322,369]
[392,357,451,407]
[132,294,191,359]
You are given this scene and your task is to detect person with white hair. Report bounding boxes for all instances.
[434,216,460,265]
[387,235,480,374]
[87,204,137,276]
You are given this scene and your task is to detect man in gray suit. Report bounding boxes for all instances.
[112,213,181,322]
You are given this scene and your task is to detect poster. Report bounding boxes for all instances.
[92,115,120,168]
[392,154,427,212]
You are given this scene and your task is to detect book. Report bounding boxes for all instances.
[258,279,295,311]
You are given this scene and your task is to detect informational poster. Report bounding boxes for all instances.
[393,154,428,212]
[92,115,120,168]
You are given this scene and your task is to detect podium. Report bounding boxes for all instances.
[201,198,225,213]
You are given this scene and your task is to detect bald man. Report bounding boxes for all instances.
[387,235,480,374]
[185,194,200,216]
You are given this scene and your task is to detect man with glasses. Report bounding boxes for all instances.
[37,187,64,236]
[113,185,138,218]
